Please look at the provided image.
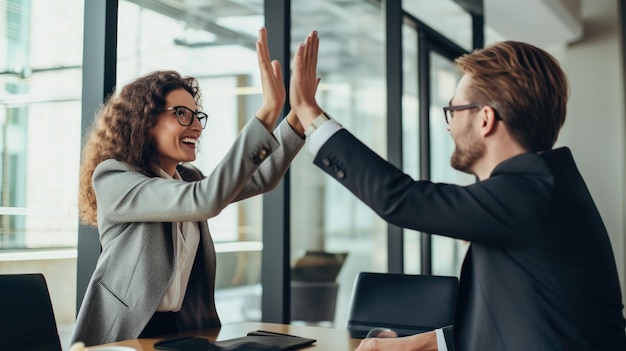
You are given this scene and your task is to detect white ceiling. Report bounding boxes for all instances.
[485,0,583,47]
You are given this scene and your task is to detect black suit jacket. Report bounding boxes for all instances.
[314,129,626,350]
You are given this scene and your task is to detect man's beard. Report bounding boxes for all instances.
[450,129,485,175]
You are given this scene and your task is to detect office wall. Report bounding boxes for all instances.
[0,255,76,324]
[553,0,626,305]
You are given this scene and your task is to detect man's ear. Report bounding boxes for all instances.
[480,106,498,137]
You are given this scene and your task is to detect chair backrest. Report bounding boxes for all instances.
[0,273,62,351]
[347,272,459,338]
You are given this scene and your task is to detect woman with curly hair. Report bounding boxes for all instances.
[71,27,311,346]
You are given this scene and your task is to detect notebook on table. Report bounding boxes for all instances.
[154,330,316,351]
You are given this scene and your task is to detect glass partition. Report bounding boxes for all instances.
[429,51,472,276]
[401,3,475,276]
[0,0,84,346]
[403,0,474,52]
[401,22,421,274]
[290,0,386,327]
[0,0,82,250]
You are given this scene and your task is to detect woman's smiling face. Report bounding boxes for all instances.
[150,88,203,176]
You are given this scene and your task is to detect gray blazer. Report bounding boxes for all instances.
[71,117,304,346]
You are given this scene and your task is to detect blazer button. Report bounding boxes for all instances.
[337,170,345,179]
[252,148,269,164]
[322,158,330,166]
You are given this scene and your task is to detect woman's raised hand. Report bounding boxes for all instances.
[255,27,285,131]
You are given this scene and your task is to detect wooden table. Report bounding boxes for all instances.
[91,322,363,351]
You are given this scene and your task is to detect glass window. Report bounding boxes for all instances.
[0,0,84,347]
[429,51,471,276]
[403,0,474,52]
[0,0,82,250]
[117,0,266,324]
[401,23,421,274]
[290,0,386,328]
[401,15,471,276]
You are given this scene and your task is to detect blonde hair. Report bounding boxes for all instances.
[455,41,569,151]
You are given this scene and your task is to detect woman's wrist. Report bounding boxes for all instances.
[255,106,281,131]
[286,110,305,138]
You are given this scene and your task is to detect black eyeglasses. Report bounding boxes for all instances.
[164,106,208,129]
[443,103,480,124]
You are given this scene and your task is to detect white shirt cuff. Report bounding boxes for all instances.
[304,119,342,156]
[435,328,449,351]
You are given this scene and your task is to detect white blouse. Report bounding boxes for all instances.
[156,168,200,312]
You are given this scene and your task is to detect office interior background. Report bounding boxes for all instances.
[0,0,625,349]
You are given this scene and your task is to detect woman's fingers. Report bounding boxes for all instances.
[257,27,270,63]
[255,27,285,129]
[272,60,283,84]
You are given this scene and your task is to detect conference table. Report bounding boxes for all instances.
[91,322,363,351]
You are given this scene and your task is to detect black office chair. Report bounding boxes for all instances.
[0,273,63,351]
[347,272,459,338]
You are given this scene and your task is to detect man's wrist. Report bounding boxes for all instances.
[304,112,330,138]
[435,329,448,351]
[297,105,324,127]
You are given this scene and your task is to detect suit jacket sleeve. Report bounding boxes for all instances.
[313,129,554,246]
[442,326,455,351]
[93,116,302,225]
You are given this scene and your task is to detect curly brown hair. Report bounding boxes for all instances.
[78,70,202,226]
[455,41,569,152]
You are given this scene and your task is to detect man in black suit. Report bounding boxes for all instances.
[289,31,626,351]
